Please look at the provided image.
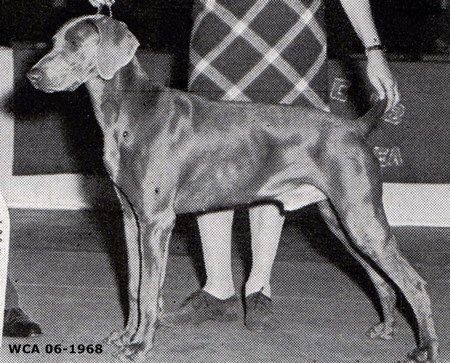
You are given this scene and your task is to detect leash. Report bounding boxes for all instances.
[111,182,143,339]
[112,181,169,340]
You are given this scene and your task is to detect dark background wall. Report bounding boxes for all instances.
[327,0,448,56]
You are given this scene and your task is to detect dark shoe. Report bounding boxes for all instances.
[244,291,274,331]
[161,290,240,326]
[3,308,42,338]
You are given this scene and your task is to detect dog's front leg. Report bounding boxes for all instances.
[114,207,176,362]
[107,188,141,348]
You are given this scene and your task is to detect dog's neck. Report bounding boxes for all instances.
[85,57,154,131]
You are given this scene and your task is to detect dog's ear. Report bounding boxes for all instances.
[94,17,139,80]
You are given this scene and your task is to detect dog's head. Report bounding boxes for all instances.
[27,15,139,92]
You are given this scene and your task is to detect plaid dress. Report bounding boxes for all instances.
[188,0,330,210]
[189,0,329,111]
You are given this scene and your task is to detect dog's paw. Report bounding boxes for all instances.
[366,321,395,340]
[106,329,155,362]
[406,340,439,363]
[106,329,133,348]
[112,342,153,362]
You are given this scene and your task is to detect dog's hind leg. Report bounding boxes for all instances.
[316,200,396,340]
[326,173,438,362]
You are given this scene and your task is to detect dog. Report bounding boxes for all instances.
[27,15,438,363]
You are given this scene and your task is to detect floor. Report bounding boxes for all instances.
[1,207,450,363]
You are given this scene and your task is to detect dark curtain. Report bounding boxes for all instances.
[0,0,192,49]
[327,0,445,57]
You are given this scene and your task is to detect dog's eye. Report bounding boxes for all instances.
[67,40,78,48]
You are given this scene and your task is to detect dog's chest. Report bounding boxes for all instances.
[103,133,121,181]
[100,106,138,181]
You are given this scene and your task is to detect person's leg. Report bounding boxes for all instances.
[4,277,42,337]
[161,210,239,326]
[245,204,285,298]
[198,210,235,299]
[244,204,285,331]
[5,276,19,310]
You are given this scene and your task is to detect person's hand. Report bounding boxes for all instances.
[366,50,400,111]
[88,0,115,8]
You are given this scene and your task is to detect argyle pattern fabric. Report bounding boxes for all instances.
[189,0,329,111]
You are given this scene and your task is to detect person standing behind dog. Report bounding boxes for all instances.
[88,0,400,331]
[169,0,400,332]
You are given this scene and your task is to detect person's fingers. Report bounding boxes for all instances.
[382,78,396,111]
[393,83,401,107]
[371,77,386,110]
[386,86,395,111]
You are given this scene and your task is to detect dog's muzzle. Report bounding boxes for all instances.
[27,68,44,86]
[27,67,81,93]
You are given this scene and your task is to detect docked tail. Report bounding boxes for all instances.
[356,98,388,136]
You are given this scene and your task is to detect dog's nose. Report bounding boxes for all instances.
[27,68,43,83]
